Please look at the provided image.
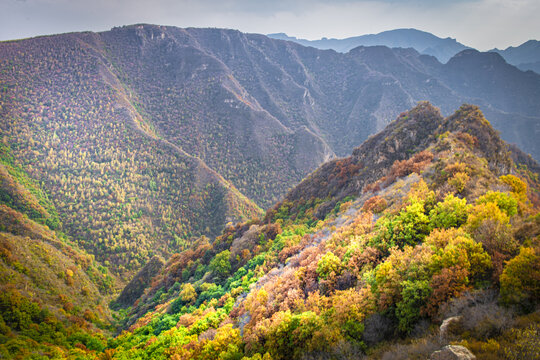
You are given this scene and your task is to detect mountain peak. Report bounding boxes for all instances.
[268,28,469,62]
[450,48,507,64]
[274,102,522,222]
[442,104,513,173]
[489,40,540,74]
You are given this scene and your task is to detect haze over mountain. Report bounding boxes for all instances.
[268,28,471,63]
[269,28,540,76]
[490,40,540,74]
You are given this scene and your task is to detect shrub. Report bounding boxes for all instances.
[448,172,469,193]
[430,235,492,283]
[500,174,527,203]
[209,250,232,278]
[317,252,343,280]
[362,313,394,346]
[467,202,510,233]
[429,194,470,229]
[500,247,540,310]
[444,162,470,177]
[423,265,469,318]
[396,280,432,333]
[362,195,387,214]
[265,311,328,359]
[386,151,434,184]
[504,324,540,360]
[477,191,518,217]
[376,199,430,249]
[379,336,441,360]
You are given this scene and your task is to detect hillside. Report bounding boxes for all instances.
[268,28,470,63]
[0,30,262,276]
[95,103,540,360]
[0,142,116,358]
[1,24,540,275]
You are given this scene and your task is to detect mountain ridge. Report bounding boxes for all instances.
[269,28,540,75]
[108,102,540,360]
[491,39,540,74]
[1,24,540,277]
[268,28,470,63]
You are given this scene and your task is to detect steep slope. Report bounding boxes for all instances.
[423,49,540,160]
[99,25,334,206]
[268,28,470,63]
[272,102,515,222]
[105,103,539,360]
[0,32,261,276]
[99,25,540,163]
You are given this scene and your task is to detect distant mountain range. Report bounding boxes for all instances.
[268,29,470,63]
[268,28,540,73]
[490,40,540,74]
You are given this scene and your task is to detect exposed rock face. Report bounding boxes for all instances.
[430,345,476,360]
[440,316,463,341]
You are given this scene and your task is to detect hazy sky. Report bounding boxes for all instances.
[1,0,538,50]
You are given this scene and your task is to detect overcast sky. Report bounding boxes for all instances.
[1,0,538,50]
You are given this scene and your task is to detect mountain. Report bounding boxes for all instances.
[491,40,540,74]
[0,29,262,277]
[420,49,540,159]
[1,24,540,279]
[102,103,540,360]
[268,28,470,63]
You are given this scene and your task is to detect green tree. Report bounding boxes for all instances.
[210,250,232,278]
[180,283,197,305]
[377,199,430,249]
[500,174,527,203]
[317,252,342,280]
[396,279,432,333]
[429,194,470,229]
[476,191,518,217]
[500,247,540,309]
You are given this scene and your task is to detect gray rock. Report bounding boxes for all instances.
[440,316,462,341]
[430,345,476,360]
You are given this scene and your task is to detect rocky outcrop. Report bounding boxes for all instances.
[430,345,476,360]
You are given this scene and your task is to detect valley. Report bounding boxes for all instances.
[0,25,539,359]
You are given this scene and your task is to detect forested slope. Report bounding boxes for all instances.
[0,142,116,358]
[101,103,540,360]
[0,32,261,276]
[1,25,539,278]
